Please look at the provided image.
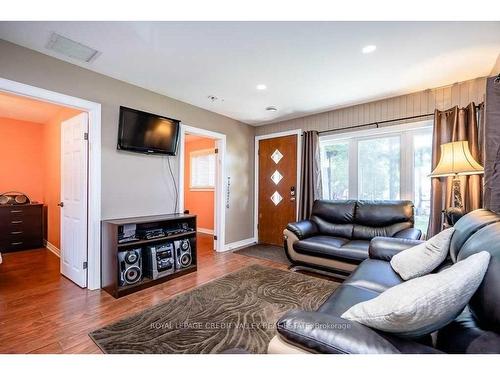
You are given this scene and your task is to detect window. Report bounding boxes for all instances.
[320,141,349,200]
[190,149,216,190]
[358,136,400,200]
[320,121,433,235]
[413,132,433,234]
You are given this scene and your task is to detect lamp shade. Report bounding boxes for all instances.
[429,141,484,177]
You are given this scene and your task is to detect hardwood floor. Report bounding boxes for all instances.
[0,234,289,354]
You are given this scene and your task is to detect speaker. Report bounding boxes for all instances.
[174,239,192,269]
[118,248,142,286]
[0,191,31,205]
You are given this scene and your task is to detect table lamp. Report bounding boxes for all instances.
[429,140,484,209]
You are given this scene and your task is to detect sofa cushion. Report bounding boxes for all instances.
[344,259,403,293]
[293,236,365,264]
[449,209,500,262]
[310,200,355,238]
[352,200,414,241]
[341,240,370,252]
[318,284,380,316]
[390,228,455,280]
[353,222,412,241]
[436,307,500,354]
[456,222,500,333]
[341,252,491,339]
[354,200,414,227]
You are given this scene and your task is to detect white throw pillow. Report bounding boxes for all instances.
[390,228,455,280]
[341,251,490,338]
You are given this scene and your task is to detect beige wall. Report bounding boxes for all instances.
[256,77,487,136]
[0,40,255,245]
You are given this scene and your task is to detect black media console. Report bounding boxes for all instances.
[101,213,197,298]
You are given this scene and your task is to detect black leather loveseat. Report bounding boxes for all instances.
[269,209,500,354]
[284,200,421,276]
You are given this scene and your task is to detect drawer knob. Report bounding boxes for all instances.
[11,220,23,224]
[11,242,23,245]
[10,210,23,213]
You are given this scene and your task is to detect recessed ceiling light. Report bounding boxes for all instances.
[256,84,267,90]
[265,106,278,112]
[362,45,377,54]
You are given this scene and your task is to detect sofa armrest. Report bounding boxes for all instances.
[286,220,318,240]
[394,227,422,240]
[276,310,400,354]
[369,237,424,261]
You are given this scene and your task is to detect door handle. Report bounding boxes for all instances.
[58,202,64,207]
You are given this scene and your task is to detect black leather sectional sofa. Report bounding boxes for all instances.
[269,209,500,354]
[284,200,421,276]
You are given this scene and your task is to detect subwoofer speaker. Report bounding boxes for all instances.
[174,239,192,269]
[118,248,142,286]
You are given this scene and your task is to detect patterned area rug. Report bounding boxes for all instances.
[234,244,291,266]
[89,265,338,354]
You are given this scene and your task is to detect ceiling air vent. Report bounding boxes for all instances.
[46,32,100,63]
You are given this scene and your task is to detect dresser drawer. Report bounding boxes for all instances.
[0,206,42,221]
[0,217,42,233]
[0,231,42,242]
[0,237,44,252]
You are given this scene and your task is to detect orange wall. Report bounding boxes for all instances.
[0,107,80,250]
[184,137,216,232]
[0,117,45,202]
[42,108,81,249]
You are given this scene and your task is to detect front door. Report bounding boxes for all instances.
[60,112,88,288]
[258,135,298,246]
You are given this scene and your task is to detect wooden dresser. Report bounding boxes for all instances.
[0,203,44,253]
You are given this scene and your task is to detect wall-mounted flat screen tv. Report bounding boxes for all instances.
[117,106,181,155]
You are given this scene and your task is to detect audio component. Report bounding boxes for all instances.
[142,242,175,280]
[0,191,31,206]
[118,223,138,243]
[118,249,142,286]
[174,239,192,269]
[137,228,165,240]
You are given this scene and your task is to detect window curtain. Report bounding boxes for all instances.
[484,76,500,213]
[427,103,484,237]
[298,131,322,220]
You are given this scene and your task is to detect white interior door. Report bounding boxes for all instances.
[60,112,88,287]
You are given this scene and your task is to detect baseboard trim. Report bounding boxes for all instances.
[44,240,60,257]
[197,228,214,235]
[223,237,257,252]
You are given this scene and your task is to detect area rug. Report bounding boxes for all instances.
[234,244,291,266]
[89,264,338,354]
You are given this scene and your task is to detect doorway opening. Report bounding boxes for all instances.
[178,125,226,252]
[0,77,101,290]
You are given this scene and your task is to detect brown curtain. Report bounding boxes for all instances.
[484,76,500,213]
[427,103,484,237]
[298,131,322,220]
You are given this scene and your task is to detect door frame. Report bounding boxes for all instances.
[178,124,226,252]
[254,129,302,242]
[0,77,102,290]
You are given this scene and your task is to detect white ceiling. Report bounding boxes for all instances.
[1,21,499,126]
[0,91,65,124]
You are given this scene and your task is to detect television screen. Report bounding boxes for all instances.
[117,106,180,155]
